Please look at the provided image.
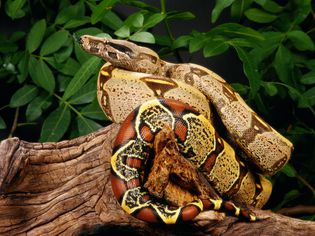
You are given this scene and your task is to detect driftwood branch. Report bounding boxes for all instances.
[0,124,314,235]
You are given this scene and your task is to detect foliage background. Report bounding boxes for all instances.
[0,0,314,220]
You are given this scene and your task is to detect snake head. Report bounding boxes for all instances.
[79,35,162,74]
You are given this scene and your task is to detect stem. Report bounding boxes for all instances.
[17,122,37,127]
[307,27,315,34]
[0,105,9,111]
[53,93,96,131]
[53,93,81,117]
[159,0,183,63]
[160,0,166,14]
[160,0,174,41]
[8,107,19,138]
[296,174,315,197]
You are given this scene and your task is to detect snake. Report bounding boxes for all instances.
[79,35,293,224]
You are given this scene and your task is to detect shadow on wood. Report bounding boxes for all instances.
[0,124,314,235]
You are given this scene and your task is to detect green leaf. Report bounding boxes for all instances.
[231,83,250,96]
[121,0,158,11]
[54,40,73,64]
[44,56,61,70]
[172,35,191,49]
[281,163,297,177]
[255,0,284,13]
[0,116,6,129]
[249,31,283,66]
[189,35,206,53]
[274,45,294,84]
[288,125,315,135]
[273,189,300,211]
[55,1,85,25]
[245,8,277,23]
[69,78,96,104]
[231,0,254,19]
[102,11,124,30]
[74,43,92,65]
[95,33,112,39]
[59,58,80,76]
[129,32,155,44]
[91,0,118,24]
[64,17,90,29]
[156,35,172,47]
[17,52,29,83]
[292,0,312,24]
[167,11,195,20]
[203,39,229,57]
[26,93,52,121]
[264,82,278,96]
[77,116,102,136]
[300,71,315,85]
[287,30,314,51]
[57,75,72,93]
[125,12,144,28]
[227,38,258,48]
[254,93,269,116]
[26,19,46,53]
[63,57,101,100]
[283,189,300,201]
[143,13,166,29]
[211,23,265,41]
[9,85,39,107]
[81,100,106,120]
[40,30,69,56]
[306,60,315,70]
[0,41,18,53]
[40,105,71,142]
[10,31,25,42]
[298,87,315,108]
[75,27,103,37]
[29,58,55,93]
[5,0,27,19]
[234,46,261,97]
[212,0,237,23]
[114,25,130,38]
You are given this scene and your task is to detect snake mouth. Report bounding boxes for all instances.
[79,35,105,54]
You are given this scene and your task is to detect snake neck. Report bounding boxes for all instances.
[159,61,181,77]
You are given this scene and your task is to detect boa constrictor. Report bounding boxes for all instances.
[80,35,293,224]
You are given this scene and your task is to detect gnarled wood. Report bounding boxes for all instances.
[0,124,314,235]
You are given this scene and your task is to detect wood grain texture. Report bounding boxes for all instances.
[0,124,314,235]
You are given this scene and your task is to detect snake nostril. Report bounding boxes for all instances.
[79,37,84,44]
[90,47,99,53]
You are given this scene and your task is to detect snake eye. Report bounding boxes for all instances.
[108,52,118,59]
[108,42,133,57]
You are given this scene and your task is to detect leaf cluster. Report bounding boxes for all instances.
[1,0,314,219]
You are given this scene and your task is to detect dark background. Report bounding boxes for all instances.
[0,1,248,141]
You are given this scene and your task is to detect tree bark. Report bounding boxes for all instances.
[0,124,314,235]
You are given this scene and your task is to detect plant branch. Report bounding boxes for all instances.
[8,107,19,138]
[277,205,315,217]
[1,125,315,235]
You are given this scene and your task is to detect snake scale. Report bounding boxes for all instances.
[80,35,293,224]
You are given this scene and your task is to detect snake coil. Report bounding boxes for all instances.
[79,35,293,224]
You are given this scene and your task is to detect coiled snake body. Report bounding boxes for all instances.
[80,35,293,224]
